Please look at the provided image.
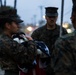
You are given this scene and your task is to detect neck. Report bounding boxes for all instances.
[3,31,12,38]
[46,24,56,30]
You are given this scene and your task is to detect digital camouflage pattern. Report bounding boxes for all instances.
[31,24,67,55]
[51,30,76,75]
[0,33,37,71]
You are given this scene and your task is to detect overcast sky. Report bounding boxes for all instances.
[2,0,73,25]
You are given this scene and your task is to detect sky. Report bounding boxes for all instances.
[2,0,73,25]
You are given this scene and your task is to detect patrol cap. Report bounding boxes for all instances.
[0,6,23,23]
[45,7,58,17]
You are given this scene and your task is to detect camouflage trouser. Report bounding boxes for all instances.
[5,70,19,75]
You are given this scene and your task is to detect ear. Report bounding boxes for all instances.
[5,23,11,29]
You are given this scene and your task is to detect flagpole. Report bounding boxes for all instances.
[60,0,64,37]
[0,0,2,6]
[14,0,17,9]
[4,0,6,6]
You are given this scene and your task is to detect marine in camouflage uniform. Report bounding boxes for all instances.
[31,7,67,55]
[31,7,67,75]
[31,24,67,55]
[0,6,37,75]
[51,6,76,75]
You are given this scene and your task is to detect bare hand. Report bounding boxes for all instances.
[25,35,33,41]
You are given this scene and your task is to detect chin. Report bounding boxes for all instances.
[50,24,54,26]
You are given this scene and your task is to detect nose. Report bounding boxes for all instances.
[70,16,72,19]
[18,25,21,29]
